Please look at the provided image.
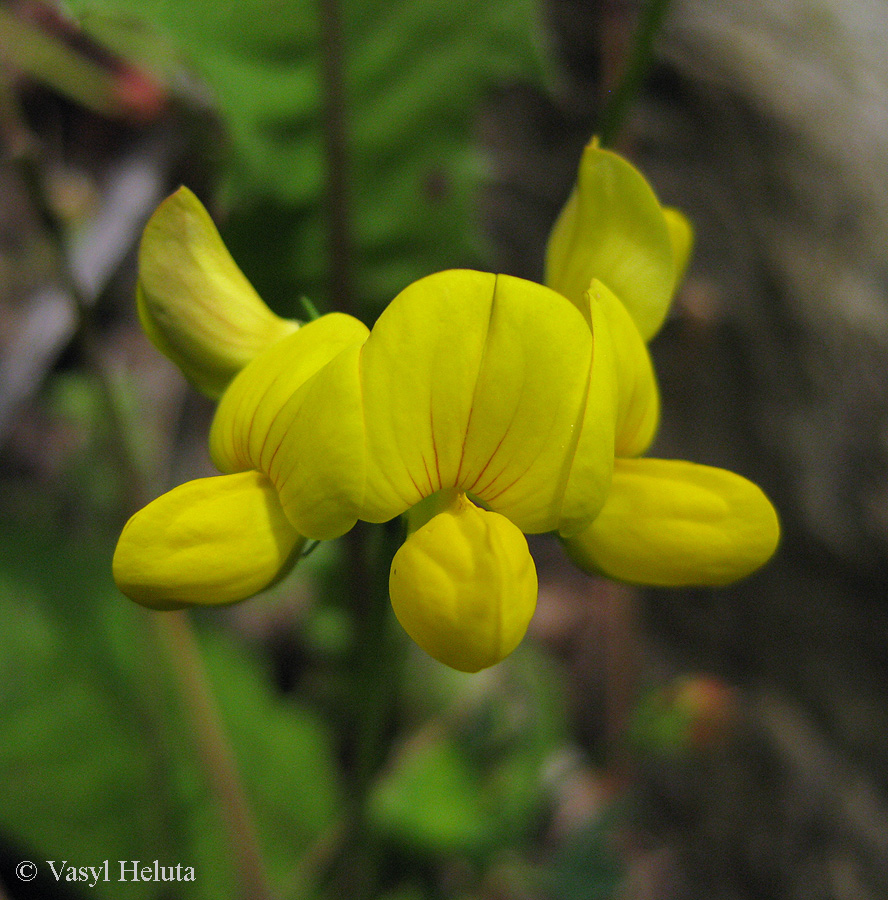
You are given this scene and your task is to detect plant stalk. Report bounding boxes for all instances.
[598,0,673,147]
[318,0,355,317]
[154,612,276,900]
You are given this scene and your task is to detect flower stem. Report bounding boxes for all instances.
[318,0,355,317]
[350,519,405,798]
[315,0,406,886]
[598,0,673,147]
[154,611,275,900]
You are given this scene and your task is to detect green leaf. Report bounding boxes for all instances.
[62,0,548,316]
[368,733,493,855]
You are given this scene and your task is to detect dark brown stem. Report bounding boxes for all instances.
[318,0,355,316]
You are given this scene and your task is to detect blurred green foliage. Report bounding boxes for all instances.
[0,502,595,897]
[65,0,547,317]
[0,516,342,899]
[369,650,567,859]
[548,806,625,900]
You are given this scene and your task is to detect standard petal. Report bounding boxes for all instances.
[545,142,676,341]
[138,187,298,398]
[389,494,537,672]
[112,471,304,609]
[356,270,610,534]
[358,270,496,518]
[563,457,779,586]
[457,274,601,534]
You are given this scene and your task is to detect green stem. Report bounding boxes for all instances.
[315,5,407,893]
[154,612,276,900]
[351,519,405,798]
[316,0,404,864]
[317,520,404,900]
[598,0,673,147]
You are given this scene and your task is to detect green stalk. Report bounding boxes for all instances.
[314,1,409,891]
[598,0,673,147]
[318,0,355,317]
[319,521,405,900]
[154,612,276,900]
[316,0,405,819]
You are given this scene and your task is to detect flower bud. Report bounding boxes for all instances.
[137,187,298,398]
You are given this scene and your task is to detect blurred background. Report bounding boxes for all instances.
[2,0,888,898]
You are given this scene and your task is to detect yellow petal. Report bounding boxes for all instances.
[454,274,603,533]
[357,270,613,533]
[112,471,304,609]
[358,270,498,519]
[138,187,298,398]
[663,206,694,292]
[209,312,369,477]
[545,142,676,341]
[256,270,617,541]
[270,271,504,537]
[563,457,780,586]
[586,279,659,458]
[389,493,537,672]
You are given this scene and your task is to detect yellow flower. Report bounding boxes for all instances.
[117,264,621,670]
[207,269,620,671]
[115,189,366,609]
[113,312,370,610]
[547,142,779,585]
[114,143,779,674]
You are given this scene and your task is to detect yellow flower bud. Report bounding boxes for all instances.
[545,141,680,341]
[137,187,298,398]
[389,493,537,672]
